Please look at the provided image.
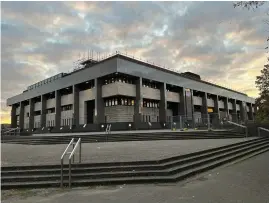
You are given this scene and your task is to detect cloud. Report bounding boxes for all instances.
[1,1,268,123]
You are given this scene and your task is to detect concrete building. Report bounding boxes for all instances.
[7,53,256,133]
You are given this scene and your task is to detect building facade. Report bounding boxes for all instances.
[7,54,256,132]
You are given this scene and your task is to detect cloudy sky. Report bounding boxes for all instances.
[1,1,268,123]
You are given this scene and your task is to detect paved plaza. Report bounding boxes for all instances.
[2,138,256,167]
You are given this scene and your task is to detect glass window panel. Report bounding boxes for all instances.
[128,99,131,106]
[125,99,128,105]
[121,98,124,105]
[112,99,115,106]
[131,100,135,106]
[115,98,118,105]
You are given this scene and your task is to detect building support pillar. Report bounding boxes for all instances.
[41,95,47,128]
[212,95,220,127]
[178,87,186,117]
[29,99,34,131]
[94,78,105,124]
[73,85,80,127]
[11,104,17,128]
[224,97,229,119]
[240,101,246,123]
[159,83,167,124]
[134,77,142,129]
[19,102,25,129]
[232,99,237,123]
[55,90,61,128]
[202,92,208,124]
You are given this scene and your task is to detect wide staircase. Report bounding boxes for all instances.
[1,130,248,145]
[2,137,269,190]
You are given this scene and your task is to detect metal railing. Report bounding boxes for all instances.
[258,127,269,137]
[2,128,20,136]
[227,121,248,137]
[106,124,111,134]
[60,138,82,188]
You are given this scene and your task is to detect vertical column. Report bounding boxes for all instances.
[134,77,142,129]
[94,78,105,124]
[224,97,229,118]
[29,99,34,130]
[185,88,193,121]
[19,102,25,129]
[73,85,79,126]
[55,90,61,128]
[232,99,237,122]
[159,83,167,123]
[202,92,208,123]
[212,95,220,125]
[178,87,186,116]
[240,101,246,123]
[249,103,254,120]
[41,95,47,128]
[11,104,17,128]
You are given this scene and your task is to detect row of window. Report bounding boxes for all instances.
[34,122,41,128]
[105,97,135,107]
[143,100,160,108]
[47,120,55,127]
[28,73,64,90]
[61,105,73,111]
[61,118,73,126]
[104,76,134,85]
[141,115,172,122]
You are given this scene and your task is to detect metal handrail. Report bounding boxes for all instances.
[60,138,74,188]
[2,128,20,136]
[227,121,248,137]
[106,124,111,134]
[68,138,81,188]
[258,127,269,137]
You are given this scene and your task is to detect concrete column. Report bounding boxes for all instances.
[19,102,25,129]
[202,92,208,123]
[11,104,17,128]
[29,99,34,130]
[159,83,167,123]
[94,78,105,124]
[185,88,193,121]
[41,95,47,128]
[134,77,142,128]
[178,87,186,116]
[240,101,246,123]
[73,85,79,126]
[232,99,237,122]
[224,97,229,118]
[212,95,220,125]
[55,90,61,128]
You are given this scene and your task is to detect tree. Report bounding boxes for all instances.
[233,1,269,48]
[234,1,269,122]
[255,57,269,122]
[233,1,266,10]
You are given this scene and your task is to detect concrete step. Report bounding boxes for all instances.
[2,141,268,189]
[3,141,269,183]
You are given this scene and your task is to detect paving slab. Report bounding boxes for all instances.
[1,137,256,167]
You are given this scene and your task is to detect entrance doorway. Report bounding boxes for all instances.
[86,100,95,124]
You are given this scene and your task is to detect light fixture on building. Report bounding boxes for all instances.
[86,81,89,84]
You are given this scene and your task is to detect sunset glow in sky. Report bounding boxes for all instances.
[1,1,268,124]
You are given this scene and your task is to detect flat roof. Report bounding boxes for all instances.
[72,53,247,96]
